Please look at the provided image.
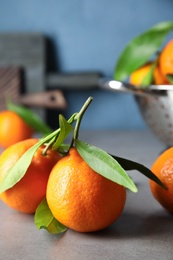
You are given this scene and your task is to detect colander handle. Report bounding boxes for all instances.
[98,79,164,97]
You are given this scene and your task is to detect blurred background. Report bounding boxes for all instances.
[0,0,173,130]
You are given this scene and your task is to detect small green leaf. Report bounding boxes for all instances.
[7,101,52,135]
[114,21,173,81]
[166,74,173,84]
[52,114,74,150]
[141,61,157,87]
[75,139,138,192]
[111,155,166,189]
[34,198,67,234]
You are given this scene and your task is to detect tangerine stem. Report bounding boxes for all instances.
[42,136,56,156]
[40,112,78,155]
[72,96,93,146]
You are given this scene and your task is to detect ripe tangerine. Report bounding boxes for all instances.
[159,39,173,77]
[46,147,126,232]
[0,110,33,148]
[150,147,173,214]
[129,63,169,86]
[0,138,61,214]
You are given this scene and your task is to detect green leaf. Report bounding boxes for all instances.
[52,114,74,151]
[141,61,157,87]
[34,198,67,234]
[75,139,138,193]
[114,21,173,81]
[166,74,173,84]
[111,154,166,189]
[7,101,52,135]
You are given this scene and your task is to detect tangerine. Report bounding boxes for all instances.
[129,63,169,86]
[153,65,169,85]
[129,63,152,86]
[0,110,33,148]
[0,138,61,214]
[46,147,126,232]
[149,147,173,214]
[159,39,173,77]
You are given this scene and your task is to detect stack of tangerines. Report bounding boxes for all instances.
[0,98,172,234]
[0,100,128,233]
[130,39,173,86]
[0,138,126,232]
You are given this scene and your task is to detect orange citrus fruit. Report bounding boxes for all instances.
[129,63,152,86]
[0,110,33,148]
[129,63,169,86]
[159,39,173,77]
[0,138,61,214]
[149,147,173,214]
[153,65,169,85]
[46,147,126,232]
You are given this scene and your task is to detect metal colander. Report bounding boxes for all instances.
[99,79,173,147]
[135,91,173,147]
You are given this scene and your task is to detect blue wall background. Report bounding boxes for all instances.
[0,0,173,129]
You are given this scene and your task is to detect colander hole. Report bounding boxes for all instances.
[160,104,165,109]
[165,114,169,118]
[150,122,157,127]
[156,129,164,135]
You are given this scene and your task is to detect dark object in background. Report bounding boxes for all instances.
[0,33,101,129]
[0,33,67,125]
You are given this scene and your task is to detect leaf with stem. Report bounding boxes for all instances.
[75,139,138,192]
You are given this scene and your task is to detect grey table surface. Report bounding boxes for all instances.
[0,130,173,260]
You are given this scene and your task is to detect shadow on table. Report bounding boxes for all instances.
[82,210,173,239]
